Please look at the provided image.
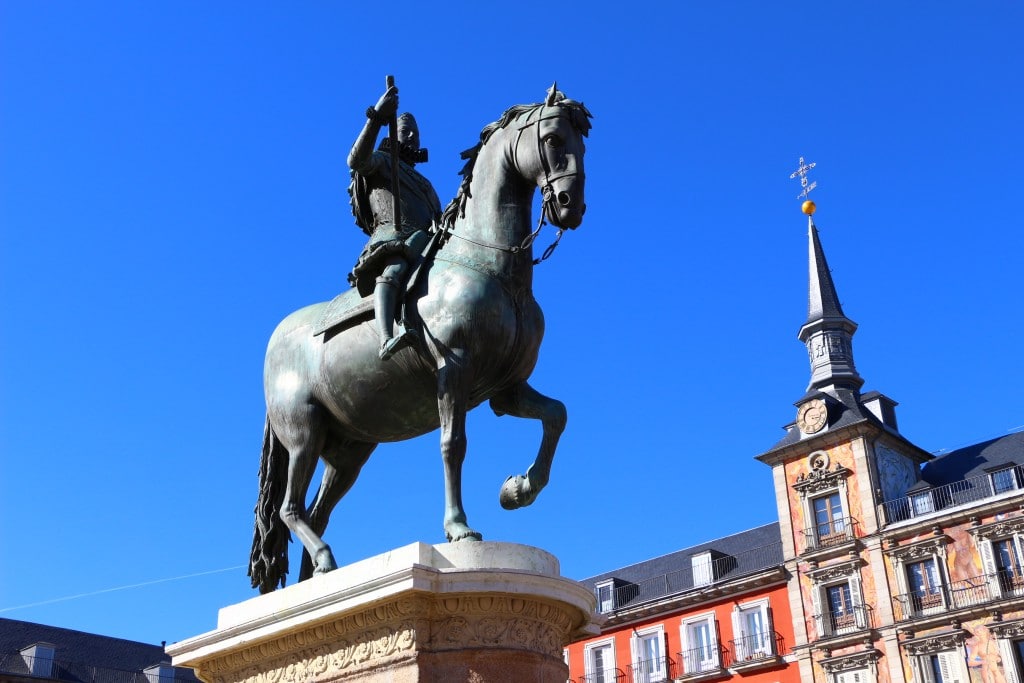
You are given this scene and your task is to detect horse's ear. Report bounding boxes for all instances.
[545,82,559,106]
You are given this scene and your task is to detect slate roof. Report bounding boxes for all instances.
[577,523,783,608]
[922,431,1024,486]
[0,618,199,681]
[764,389,879,453]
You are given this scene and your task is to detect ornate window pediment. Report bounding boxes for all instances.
[900,629,967,656]
[807,558,862,584]
[969,517,1024,541]
[793,451,852,496]
[819,649,881,674]
[883,536,949,561]
[988,618,1024,640]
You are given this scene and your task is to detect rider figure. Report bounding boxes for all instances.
[347,85,441,360]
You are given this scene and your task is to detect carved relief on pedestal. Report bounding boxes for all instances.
[195,594,576,683]
[430,595,573,657]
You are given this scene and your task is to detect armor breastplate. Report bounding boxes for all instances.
[367,184,436,231]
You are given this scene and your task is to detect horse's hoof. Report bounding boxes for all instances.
[313,546,338,575]
[500,474,527,510]
[445,524,483,543]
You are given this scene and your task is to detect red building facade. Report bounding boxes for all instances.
[566,525,801,682]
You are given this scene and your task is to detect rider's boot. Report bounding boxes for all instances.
[374,276,418,360]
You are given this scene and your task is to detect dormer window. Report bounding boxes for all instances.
[595,581,614,613]
[910,489,935,515]
[692,551,713,587]
[145,663,177,683]
[990,465,1022,495]
[20,643,55,678]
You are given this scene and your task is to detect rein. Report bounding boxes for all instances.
[448,214,563,265]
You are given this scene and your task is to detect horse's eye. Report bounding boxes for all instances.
[544,134,563,148]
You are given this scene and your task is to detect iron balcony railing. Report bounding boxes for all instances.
[677,644,728,677]
[729,631,784,663]
[578,669,626,683]
[892,571,1024,621]
[812,604,873,638]
[997,568,1024,597]
[601,542,784,613]
[881,464,1024,524]
[0,654,196,683]
[627,656,675,683]
[802,517,858,553]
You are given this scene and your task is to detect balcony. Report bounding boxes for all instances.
[813,604,873,639]
[728,631,785,670]
[627,656,675,683]
[677,644,728,680]
[578,669,626,683]
[881,465,1024,524]
[892,571,1024,621]
[802,517,858,555]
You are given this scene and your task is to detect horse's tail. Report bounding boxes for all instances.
[248,416,290,593]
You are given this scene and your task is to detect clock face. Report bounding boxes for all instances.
[797,398,828,434]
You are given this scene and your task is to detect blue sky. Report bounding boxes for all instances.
[2,2,1022,648]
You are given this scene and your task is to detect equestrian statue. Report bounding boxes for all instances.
[249,79,592,593]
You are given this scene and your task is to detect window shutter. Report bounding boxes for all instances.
[836,670,865,683]
[811,585,824,637]
[731,608,744,660]
[979,538,1000,594]
[849,576,865,628]
[937,651,965,683]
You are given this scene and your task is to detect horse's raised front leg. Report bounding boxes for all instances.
[277,405,338,577]
[438,358,482,542]
[490,381,567,510]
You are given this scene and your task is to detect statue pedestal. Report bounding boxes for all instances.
[168,542,600,683]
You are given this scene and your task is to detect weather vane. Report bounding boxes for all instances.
[790,156,818,217]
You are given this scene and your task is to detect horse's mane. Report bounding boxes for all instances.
[440,89,592,229]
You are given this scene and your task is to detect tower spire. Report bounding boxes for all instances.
[789,158,863,395]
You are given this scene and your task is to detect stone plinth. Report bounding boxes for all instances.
[168,542,600,683]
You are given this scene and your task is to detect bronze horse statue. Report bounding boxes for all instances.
[249,87,592,593]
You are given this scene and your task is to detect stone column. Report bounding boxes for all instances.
[168,542,600,683]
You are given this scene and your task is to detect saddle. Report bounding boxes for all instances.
[312,228,445,337]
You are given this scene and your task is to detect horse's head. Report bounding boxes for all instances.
[512,85,592,230]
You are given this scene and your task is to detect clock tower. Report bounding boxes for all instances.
[757,161,933,683]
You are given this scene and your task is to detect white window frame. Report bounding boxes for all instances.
[970,519,1024,598]
[990,465,1022,495]
[910,490,935,515]
[731,598,773,661]
[917,651,967,683]
[885,538,950,619]
[680,611,719,675]
[792,452,853,552]
[595,580,615,613]
[630,624,666,683]
[692,551,713,587]
[807,560,865,637]
[584,637,617,683]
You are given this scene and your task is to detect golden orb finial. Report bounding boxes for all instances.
[802,200,816,216]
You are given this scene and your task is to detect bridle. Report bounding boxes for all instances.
[449,104,581,265]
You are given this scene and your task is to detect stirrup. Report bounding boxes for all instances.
[379,328,419,360]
